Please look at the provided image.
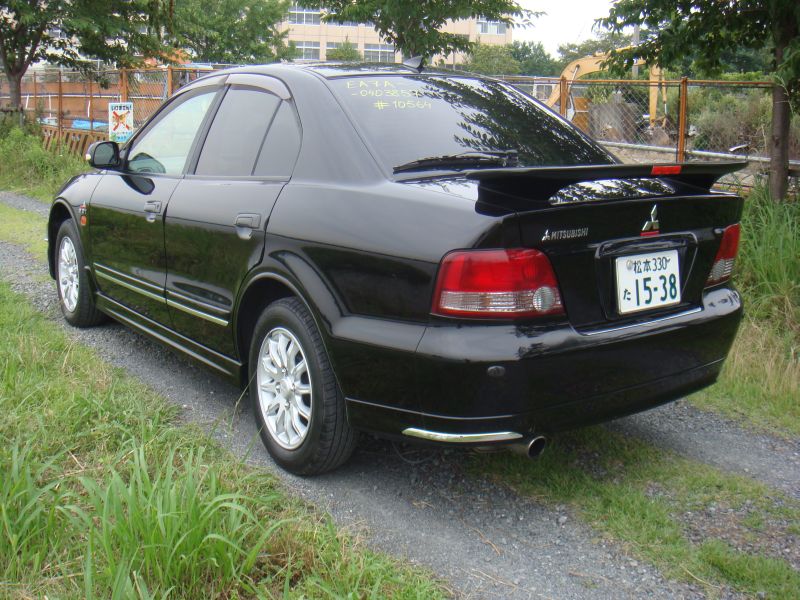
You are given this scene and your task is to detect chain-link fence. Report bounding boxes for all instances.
[505,76,799,189]
[1,68,798,190]
[0,66,215,132]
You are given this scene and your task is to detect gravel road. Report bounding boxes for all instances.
[2,190,798,598]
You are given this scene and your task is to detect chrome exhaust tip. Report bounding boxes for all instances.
[510,435,547,460]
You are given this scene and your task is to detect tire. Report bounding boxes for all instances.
[249,297,357,475]
[54,219,105,328]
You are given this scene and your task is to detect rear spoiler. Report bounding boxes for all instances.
[465,161,747,200]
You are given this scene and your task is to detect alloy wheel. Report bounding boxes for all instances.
[58,236,80,312]
[256,327,313,449]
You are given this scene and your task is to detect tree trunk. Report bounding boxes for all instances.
[768,82,790,202]
[6,71,23,110]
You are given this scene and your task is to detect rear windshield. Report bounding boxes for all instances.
[328,75,613,171]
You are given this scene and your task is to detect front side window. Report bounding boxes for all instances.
[329,75,612,171]
[127,90,217,175]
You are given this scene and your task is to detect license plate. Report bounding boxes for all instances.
[615,250,680,314]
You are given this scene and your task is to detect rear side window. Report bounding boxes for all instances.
[253,102,301,178]
[195,87,280,176]
[328,75,613,170]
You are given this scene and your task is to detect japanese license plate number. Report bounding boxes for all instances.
[615,250,681,315]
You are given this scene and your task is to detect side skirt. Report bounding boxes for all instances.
[95,292,243,386]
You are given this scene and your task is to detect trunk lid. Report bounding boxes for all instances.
[467,162,745,331]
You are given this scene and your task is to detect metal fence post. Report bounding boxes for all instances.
[559,76,568,117]
[677,77,688,162]
[57,70,63,150]
[120,68,128,102]
[89,76,94,134]
[32,72,37,119]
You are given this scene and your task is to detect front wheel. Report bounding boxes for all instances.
[55,219,105,327]
[249,297,356,475]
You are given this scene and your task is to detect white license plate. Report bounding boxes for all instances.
[615,250,681,315]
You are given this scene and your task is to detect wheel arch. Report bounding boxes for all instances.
[47,200,78,279]
[234,272,332,388]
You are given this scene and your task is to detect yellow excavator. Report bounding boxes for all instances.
[545,48,667,130]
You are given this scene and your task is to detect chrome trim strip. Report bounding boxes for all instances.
[94,263,162,293]
[96,292,238,377]
[95,269,166,304]
[580,306,703,336]
[167,288,230,316]
[402,428,523,443]
[166,297,229,327]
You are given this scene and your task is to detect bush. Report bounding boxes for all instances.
[0,124,87,202]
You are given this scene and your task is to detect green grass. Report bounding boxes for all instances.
[690,186,800,435]
[0,280,445,599]
[0,201,47,256]
[0,125,87,202]
[471,430,800,599]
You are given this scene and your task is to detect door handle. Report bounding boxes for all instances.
[234,213,261,229]
[143,201,162,214]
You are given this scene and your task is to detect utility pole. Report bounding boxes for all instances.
[632,24,640,78]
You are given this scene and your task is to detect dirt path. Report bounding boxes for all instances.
[2,191,797,598]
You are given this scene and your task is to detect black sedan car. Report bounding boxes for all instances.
[48,63,744,474]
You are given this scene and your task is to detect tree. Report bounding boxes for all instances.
[0,0,172,110]
[304,0,533,59]
[326,39,362,62]
[509,41,559,76]
[464,44,520,75]
[556,30,637,69]
[174,0,293,64]
[599,1,800,201]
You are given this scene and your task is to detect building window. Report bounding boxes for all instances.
[363,43,395,63]
[330,20,373,27]
[326,42,342,50]
[288,4,321,25]
[477,20,507,35]
[295,41,320,60]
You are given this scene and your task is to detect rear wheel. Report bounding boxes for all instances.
[55,219,104,327]
[249,297,356,475]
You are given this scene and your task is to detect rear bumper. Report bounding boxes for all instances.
[346,286,741,442]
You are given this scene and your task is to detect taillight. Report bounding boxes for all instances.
[706,224,741,285]
[431,248,565,318]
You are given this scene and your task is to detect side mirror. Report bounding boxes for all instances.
[85,141,121,169]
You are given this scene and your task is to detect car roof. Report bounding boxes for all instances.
[188,62,475,83]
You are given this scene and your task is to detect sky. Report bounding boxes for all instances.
[515,0,616,56]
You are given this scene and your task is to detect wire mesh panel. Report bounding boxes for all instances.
[571,80,681,165]
[127,69,169,127]
[507,77,681,164]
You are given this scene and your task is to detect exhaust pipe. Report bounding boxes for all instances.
[510,435,547,459]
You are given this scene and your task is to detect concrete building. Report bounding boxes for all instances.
[284,4,513,64]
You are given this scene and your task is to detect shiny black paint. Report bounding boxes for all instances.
[88,172,178,325]
[48,63,744,445]
[164,177,284,354]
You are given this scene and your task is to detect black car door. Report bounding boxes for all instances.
[89,82,223,325]
[164,74,302,356]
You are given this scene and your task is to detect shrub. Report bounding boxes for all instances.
[0,124,87,201]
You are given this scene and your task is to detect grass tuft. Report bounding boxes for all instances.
[0,280,444,599]
[472,430,800,599]
[691,186,800,435]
